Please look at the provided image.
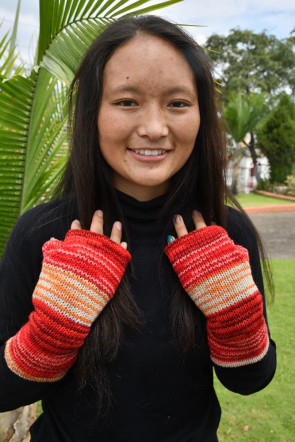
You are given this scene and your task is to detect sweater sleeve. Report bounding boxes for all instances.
[214,208,276,394]
[4,229,130,383]
[165,208,276,395]
[0,205,58,411]
[0,202,130,411]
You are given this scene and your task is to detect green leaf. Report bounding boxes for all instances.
[0,70,69,252]
[0,0,186,255]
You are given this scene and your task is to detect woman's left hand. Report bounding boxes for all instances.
[165,210,269,368]
[168,210,206,243]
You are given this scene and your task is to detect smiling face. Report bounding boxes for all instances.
[97,33,200,201]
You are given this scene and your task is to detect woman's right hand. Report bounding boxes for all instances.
[5,210,131,383]
[71,210,127,249]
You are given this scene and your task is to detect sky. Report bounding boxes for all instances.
[0,0,294,66]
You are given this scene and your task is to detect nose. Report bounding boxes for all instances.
[137,104,169,140]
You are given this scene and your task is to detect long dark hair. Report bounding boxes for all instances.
[57,15,270,412]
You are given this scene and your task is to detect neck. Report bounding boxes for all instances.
[113,181,171,202]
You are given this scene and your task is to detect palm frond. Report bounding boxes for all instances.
[224,92,265,143]
[41,18,111,85]
[0,0,184,254]
[0,71,68,250]
[0,27,24,77]
[37,0,183,63]
[40,0,183,85]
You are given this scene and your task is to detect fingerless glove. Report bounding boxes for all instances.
[5,230,130,382]
[165,226,269,367]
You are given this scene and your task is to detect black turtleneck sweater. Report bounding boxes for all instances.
[0,194,276,441]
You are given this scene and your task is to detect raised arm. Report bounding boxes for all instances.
[0,206,129,411]
[164,209,276,394]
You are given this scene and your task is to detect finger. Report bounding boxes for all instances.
[90,210,104,234]
[71,219,81,230]
[192,210,207,230]
[173,214,188,238]
[121,241,128,250]
[110,221,122,244]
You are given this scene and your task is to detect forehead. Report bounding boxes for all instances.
[102,33,196,92]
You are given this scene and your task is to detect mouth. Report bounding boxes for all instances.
[127,148,170,163]
[129,148,168,156]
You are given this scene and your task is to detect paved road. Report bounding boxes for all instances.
[249,211,295,259]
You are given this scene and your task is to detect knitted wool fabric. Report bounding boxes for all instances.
[164,226,269,367]
[5,229,131,382]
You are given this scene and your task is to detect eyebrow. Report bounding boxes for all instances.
[109,84,197,97]
[110,85,140,94]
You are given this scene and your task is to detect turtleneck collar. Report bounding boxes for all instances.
[115,190,175,246]
[116,190,170,223]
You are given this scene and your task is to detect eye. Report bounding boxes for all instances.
[169,100,190,108]
[115,99,138,107]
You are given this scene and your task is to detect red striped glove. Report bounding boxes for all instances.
[5,230,130,382]
[164,226,269,367]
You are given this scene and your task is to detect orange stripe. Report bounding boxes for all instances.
[36,279,107,314]
[37,278,107,315]
[188,262,252,298]
[35,284,106,324]
[191,282,257,314]
[38,266,108,312]
[42,264,109,304]
[186,258,250,286]
[34,290,103,325]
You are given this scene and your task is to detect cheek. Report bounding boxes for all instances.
[178,118,200,150]
[98,112,113,144]
[98,110,129,147]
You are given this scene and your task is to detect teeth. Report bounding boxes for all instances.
[133,149,166,156]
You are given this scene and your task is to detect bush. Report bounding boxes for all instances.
[256,94,295,183]
[285,175,295,196]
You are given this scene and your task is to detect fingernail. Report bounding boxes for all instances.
[173,215,181,224]
[96,210,103,217]
[121,242,127,249]
[72,220,81,227]
[115,221,122,231]
[193,210,200,217]
[167,235,175,244]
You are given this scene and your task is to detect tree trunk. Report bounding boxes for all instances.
[0,405,37,442]
[229,145,244,194]
[231,162,240,194]
[247,131,261,183]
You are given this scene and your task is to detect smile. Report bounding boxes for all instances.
[131,149,167,156]
[127,148,169,163]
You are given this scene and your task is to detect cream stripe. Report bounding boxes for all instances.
[190,282,257,315]
[42,262,114,297]
[39,265,109,304]
[183,259,249,289]
[188,264,257,315]
[35,286,106,325]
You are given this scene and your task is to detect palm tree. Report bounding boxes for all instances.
[0,0,183,255]
[0,1,183,439]
[224,91,265,193]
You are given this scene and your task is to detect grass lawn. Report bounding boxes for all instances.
[216,259,295,441]
[235,193,295,207]
[35,260,294,441]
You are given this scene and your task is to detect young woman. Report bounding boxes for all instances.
[0,15,276,441]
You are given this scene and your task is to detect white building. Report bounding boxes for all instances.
[226,155,270,194]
